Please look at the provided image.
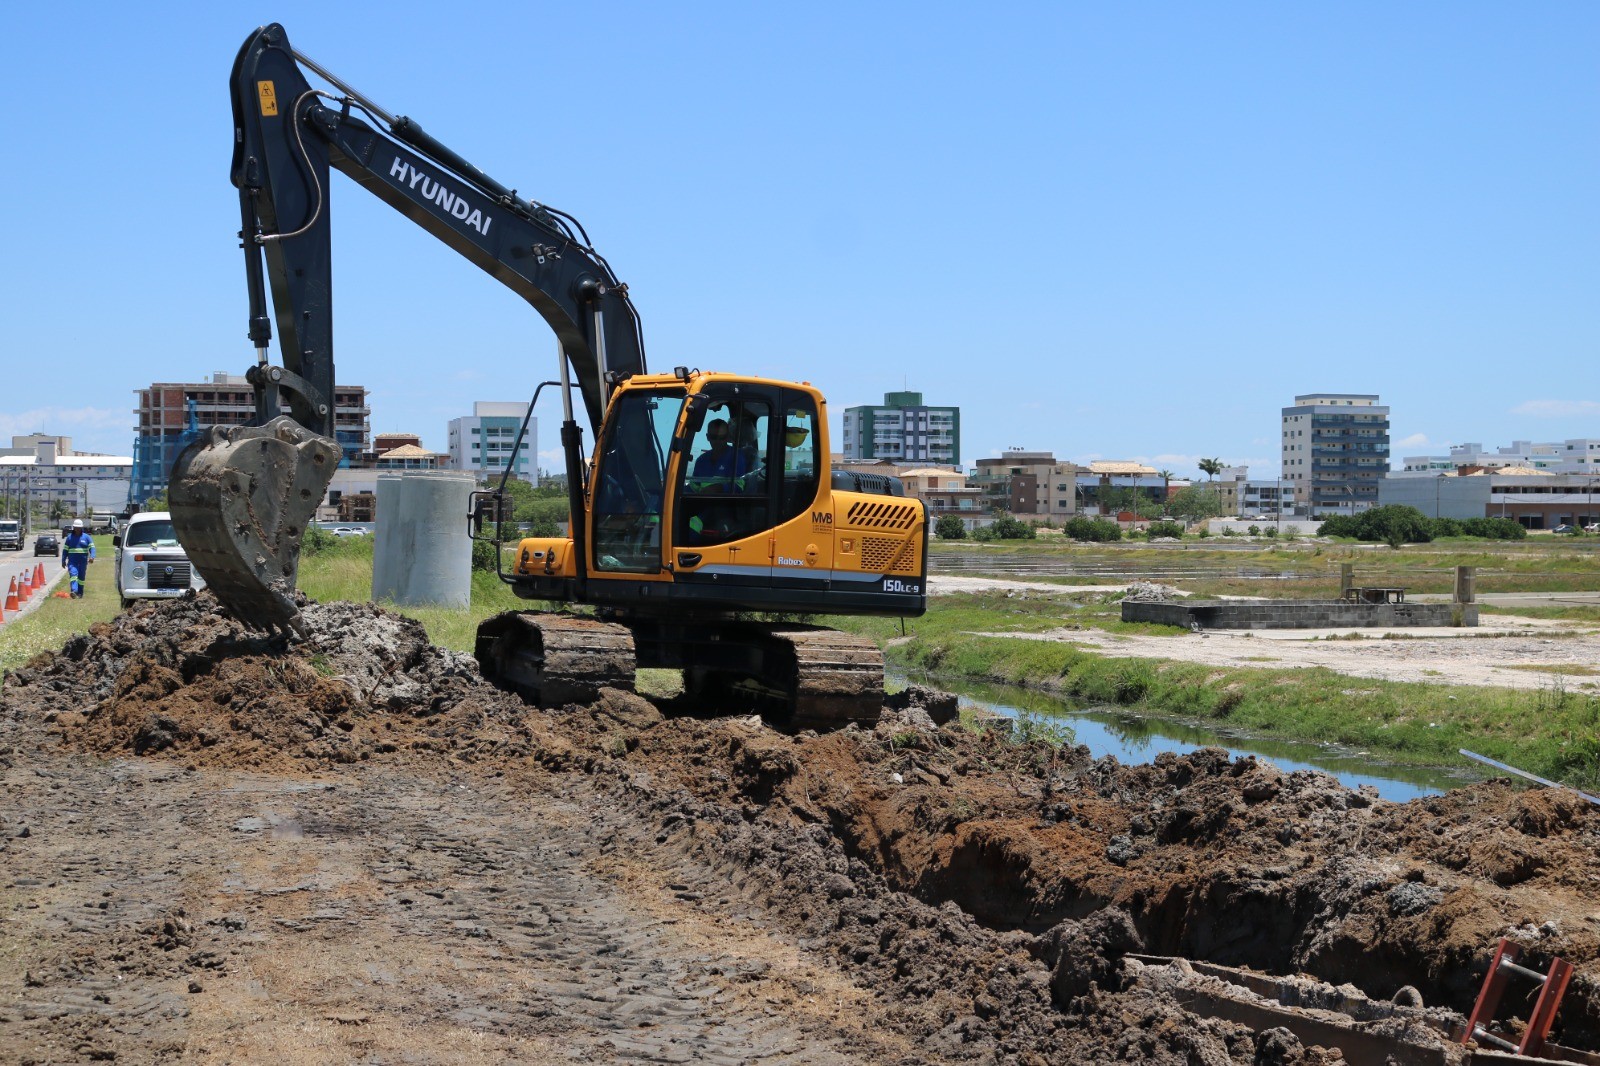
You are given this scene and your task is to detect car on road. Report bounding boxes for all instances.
[33,533,58,557]
[114,511,206,609]
[0,519,20,551]
[1553,524,1577,534]
[330,526,368,537]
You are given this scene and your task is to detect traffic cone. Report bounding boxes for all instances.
[31,564,43,591]
[4,578,17,613]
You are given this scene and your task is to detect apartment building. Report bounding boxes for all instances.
[1076,461,1164,516]
[0,436,132,518]
[1282,394,1389,516]
[447,402,536,484]
[1396,439,1600,476]
[132,372,370,504]
[970,451,1085,518]
[897,467,989,532]
[1215,466,1295,518]
[841,392,959,465]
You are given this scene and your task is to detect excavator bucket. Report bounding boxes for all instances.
[169,416,341,637]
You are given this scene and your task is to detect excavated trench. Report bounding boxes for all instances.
[4,593,1599,1063]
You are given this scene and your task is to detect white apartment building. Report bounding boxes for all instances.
[447,402,536,484]
[1395,439,1600,477]
[0,436,132,518]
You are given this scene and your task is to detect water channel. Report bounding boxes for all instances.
[893,671,1485,803]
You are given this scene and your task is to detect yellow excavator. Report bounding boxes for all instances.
[170,25,927,728]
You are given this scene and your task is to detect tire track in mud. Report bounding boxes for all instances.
[0,744,909,1064]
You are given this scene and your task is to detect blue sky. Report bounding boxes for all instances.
[2,3,1595,479]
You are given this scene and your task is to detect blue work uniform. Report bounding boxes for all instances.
[61,530,95,598]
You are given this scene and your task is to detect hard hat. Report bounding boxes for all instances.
[72,518,84,528]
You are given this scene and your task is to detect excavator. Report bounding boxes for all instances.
[170,24,928,729]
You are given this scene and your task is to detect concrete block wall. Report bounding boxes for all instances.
[1122,599,1478,630]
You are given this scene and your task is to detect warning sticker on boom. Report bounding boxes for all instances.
[257,80,279,116]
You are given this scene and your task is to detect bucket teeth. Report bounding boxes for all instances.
[169,416,340,636]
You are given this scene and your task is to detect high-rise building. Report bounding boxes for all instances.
[1281,394,1389,516]
[841,391,959,466]
[132,372,370,505]
[447,402,536,484]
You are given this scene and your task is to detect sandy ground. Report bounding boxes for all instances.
[932,575,1600,690]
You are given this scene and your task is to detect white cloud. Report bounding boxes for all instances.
[0,407,129,455]
[1511,400,1600,418]
[1395,433,1430,449]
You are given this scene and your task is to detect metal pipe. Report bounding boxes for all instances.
[592,307,610,408]
[1458,749,1600,806]
[289,46,397,126]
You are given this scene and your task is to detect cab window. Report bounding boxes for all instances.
[592,389,684,572]
[678,395,771,547]
[777,393,820,523]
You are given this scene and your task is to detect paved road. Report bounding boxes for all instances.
[0,546,67,623]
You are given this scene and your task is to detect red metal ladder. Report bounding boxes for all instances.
[1462,938,1573,1057]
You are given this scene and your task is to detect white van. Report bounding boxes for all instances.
[114,512,206,609]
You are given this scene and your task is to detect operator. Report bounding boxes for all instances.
[61,518,95,599]
[691,419,748,488]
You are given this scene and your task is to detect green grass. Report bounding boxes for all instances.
[827,590,1600,791]
[1499,663,1600,677]
[0,535,538,674]
[297,535,533,653]
[0,536,120,674]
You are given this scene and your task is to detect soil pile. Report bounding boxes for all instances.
[5,594,1599,1063]
[5,593,544,769]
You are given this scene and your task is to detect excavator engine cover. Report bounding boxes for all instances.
[169,415,341,637]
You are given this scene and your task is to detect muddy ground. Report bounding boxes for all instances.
[3,595,1599,1064]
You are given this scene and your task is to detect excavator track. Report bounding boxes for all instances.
[768,626,886,732]
[475,612,636,706]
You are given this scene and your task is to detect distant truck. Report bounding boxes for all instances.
[0,519,20,551]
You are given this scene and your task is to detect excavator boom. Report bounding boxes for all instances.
[173,23,643,632]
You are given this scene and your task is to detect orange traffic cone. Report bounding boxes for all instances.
[3,578,17,613]
[31,564,43,591]
[17,572,30,602]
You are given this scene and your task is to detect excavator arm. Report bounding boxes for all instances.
[172,23,645,634]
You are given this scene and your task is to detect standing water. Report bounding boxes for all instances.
[895,672,1482,803]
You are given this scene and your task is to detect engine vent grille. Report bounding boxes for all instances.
[845,500,920,530]
[861,536,917,574]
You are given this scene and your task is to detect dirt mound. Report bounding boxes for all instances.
[4,593,544,769]
[6,595,1600,1061]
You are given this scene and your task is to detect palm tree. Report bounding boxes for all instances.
[1197,457,1223,484]
[1157,469,1175,514]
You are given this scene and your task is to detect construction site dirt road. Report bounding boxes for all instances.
[3,594,1599,1064]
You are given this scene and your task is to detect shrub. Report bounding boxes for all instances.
[1318,505,1437,546]
[989,514,1037,540]
[1247,524,1260,537]
[1145,521,1184,539]
[935,514,967,540]
[1062,516,1122,542]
